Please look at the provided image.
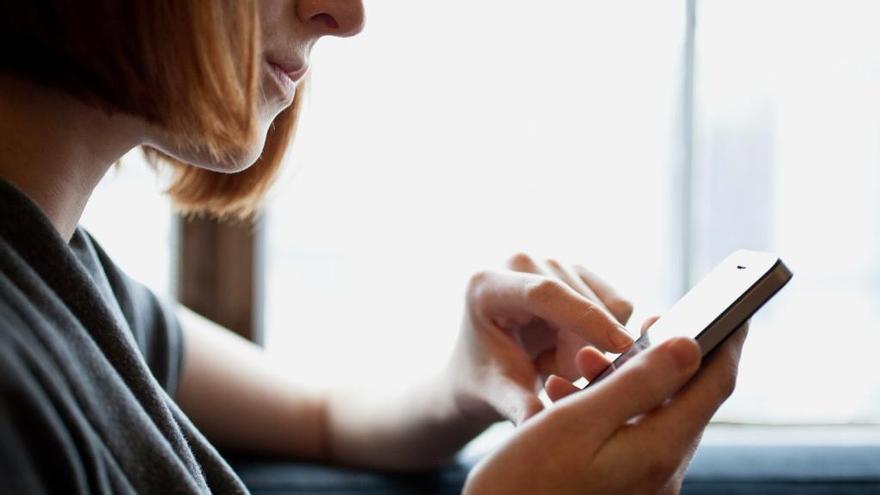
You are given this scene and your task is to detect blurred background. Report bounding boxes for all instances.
[82,0,880,428]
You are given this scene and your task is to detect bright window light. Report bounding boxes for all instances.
[264,0,687,384]
[265,0,880,425]
[696,0,880,423]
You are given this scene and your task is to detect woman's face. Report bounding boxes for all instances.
[145,0,365,171]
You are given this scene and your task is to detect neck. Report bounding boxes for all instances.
[0,76,143,241]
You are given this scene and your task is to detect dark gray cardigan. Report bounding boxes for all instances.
[0,178,246,494]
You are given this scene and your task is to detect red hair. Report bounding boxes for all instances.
[0,0,302,218]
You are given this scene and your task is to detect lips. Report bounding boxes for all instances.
[267,60,309,84]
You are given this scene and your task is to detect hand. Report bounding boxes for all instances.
[448,253,636,426]
[545,317,749,493]
[463,324,748,495]
[544,315,662,403]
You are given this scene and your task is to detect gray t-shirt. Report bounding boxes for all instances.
[0,178,247,494]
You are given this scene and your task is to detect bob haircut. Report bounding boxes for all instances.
[0,0,302,219]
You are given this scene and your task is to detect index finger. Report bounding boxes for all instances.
[471,270,634,353]
[574,265,634,325]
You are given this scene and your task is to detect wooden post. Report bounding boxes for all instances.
[177,215,263,344]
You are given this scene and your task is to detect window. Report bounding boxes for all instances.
[695,0,880,423]
[263,0,880,425]
[264,0,686,383]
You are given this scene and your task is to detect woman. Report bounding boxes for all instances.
[0,1,745,494]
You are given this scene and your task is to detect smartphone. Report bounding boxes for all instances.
[583,249,792,389]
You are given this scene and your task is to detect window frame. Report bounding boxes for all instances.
[177,215,264,344]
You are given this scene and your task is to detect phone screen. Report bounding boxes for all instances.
[586,250,783,386]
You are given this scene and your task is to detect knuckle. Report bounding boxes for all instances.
[717,367,738,400]
[525,278,564,306]
[507,252,535,270]
[632,362,663,396]
[466,270,491,301]
[607,298,634,320]
[579,300,599,322]
[624,357,674,402]
[714,346,741,400]
[521,395,545,423]
[544,257,563,270]
[544,400,576,424]
[467,270,490,289]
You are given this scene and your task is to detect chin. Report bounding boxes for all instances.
[196,139,266,173]
[149,112,276,173]
[162,141,263,174]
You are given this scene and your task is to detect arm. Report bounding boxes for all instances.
[174,307,329,461]
[175,254,640,470]
[175,306,487,469]
[321,369,489,469]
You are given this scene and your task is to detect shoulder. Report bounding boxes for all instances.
[74,228,185,395]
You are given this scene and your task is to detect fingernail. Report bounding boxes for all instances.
[609,326,634,350]
[668,338,700,372]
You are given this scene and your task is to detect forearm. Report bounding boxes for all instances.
[176,307,328,460]
[322,368,492,470]
[177,307,492,469]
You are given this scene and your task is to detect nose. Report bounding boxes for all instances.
[297,0,365,39]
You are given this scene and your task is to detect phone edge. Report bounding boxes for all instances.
[582,257,793,390]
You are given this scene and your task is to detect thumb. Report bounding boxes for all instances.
[569,336,702,444]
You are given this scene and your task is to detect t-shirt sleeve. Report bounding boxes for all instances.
[82,232,185,397]
[117,276,185,397]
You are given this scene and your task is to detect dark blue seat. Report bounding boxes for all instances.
[232,443,880,494]
[681,444,880,495]
[232,460,465,495]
